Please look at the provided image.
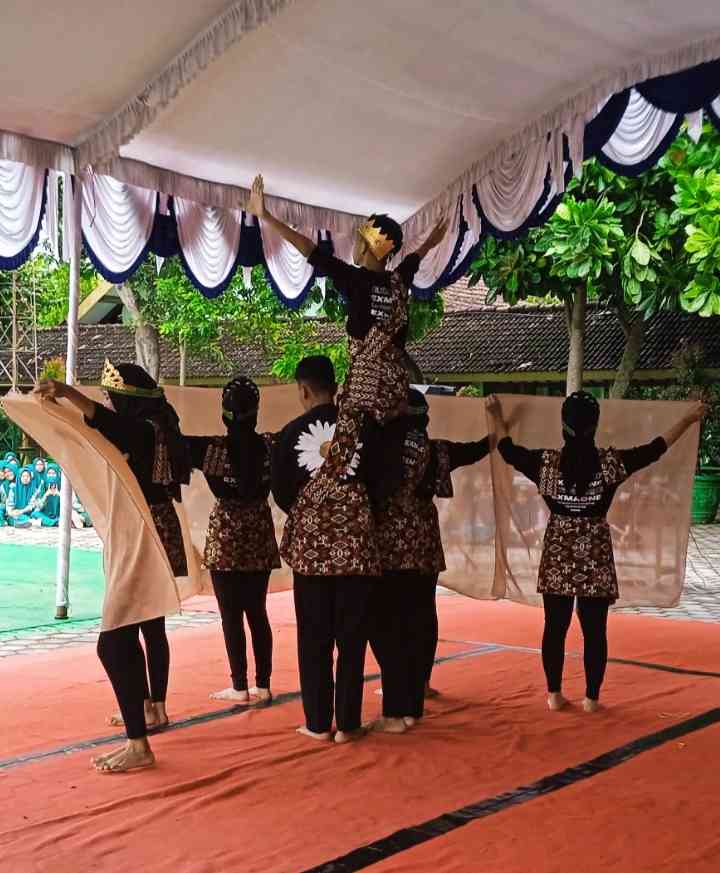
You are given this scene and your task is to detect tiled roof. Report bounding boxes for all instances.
[27,306,720,386]
[440,275,492,311]
[408,307,720,375]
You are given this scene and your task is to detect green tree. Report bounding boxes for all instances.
[469,125,719,396]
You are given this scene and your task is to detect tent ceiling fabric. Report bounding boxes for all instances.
[1,0,720,302]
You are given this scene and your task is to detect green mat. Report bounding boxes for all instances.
[0,543,105,633]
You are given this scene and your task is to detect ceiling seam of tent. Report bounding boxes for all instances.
[74,0,295,170]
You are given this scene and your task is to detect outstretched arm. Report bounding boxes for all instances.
[661,402,705,449]
[412,216,448,261]
[33,381,96,420]
[246,175,315,259]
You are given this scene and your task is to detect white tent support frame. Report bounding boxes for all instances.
[54,178,82,620]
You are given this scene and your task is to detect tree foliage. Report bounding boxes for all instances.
[469,123,720,320]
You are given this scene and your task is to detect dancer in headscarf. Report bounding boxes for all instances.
[369,389,490,732]
[187,375,280,704]
[7,464,40,528]
[489,391,704,713]
[34,362,191,772]
[31,463,62,527]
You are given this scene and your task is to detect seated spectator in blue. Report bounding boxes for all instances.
[7,465,40,528]
[33,457,48,491]
[4,452,19,466]
[0,463,9,526]
[32,463,62,528]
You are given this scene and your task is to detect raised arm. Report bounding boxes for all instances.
[33,380,97,420]
[661,402,705,449]
[412,216,448,261]
[246,175,316,259]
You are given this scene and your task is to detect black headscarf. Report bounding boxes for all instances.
[106,363,191,496]
[559,391,601,497]
[222,375,266,495]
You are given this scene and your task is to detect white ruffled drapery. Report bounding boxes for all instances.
[174,197,242,294]
[259,218,316,306]
[0,160,45,264]
[81,172,156,279]
[601,88,680,168]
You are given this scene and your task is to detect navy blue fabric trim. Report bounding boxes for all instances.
[170,198,243,299]
[584,90,632,157]
[261,228,319,311]
[0,169,48,270]
[637,59,720,114]
[83,192,157,283]
[148,205,180,258]
[596,114,683,177]
[410,196,469,300]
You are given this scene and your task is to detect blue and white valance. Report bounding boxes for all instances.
[0,161,47,270]
[2,58,720,306]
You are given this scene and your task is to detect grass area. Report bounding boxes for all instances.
[0,543,104,633]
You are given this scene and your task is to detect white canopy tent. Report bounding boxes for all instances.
[1,0,719,615]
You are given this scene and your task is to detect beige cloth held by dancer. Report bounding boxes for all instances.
[3,388,699,626]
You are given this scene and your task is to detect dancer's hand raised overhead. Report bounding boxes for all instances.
[247,175,267,219]
[415,216,448,259]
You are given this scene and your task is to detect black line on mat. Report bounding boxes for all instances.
[303,707,720,872]
[439,638,720,679]
[0,644,503,772]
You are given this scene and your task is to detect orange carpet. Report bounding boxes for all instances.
[0,595,718,873]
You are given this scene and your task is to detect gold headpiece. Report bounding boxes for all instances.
[358,218,396,261]
[100,359,164,398]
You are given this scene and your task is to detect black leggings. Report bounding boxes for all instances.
[369,572,438,720]
[542,594,610,700]
[211,570,273,690]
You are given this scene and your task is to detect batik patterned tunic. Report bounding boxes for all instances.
[188,435,280,573]
[499,437,667,600]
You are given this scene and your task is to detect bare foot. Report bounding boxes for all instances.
[92,744,127,766]
[248,687,272,703]
[93,740,155,774]
[582,697,600,713]
[403,717,417,728]
[369,717,407,734]
[547,693,568,711]
[296,726,332,742]
[335,727,367,744]
[424,684,440,699]
[146,702,169,730]
[210,687,250,703]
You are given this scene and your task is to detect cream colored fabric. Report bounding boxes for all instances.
[3,388,699,625]
[1,393,189,630]
[485,395,700,608]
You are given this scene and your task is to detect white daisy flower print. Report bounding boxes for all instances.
[296,420,336,476]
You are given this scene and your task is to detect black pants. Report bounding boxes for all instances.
[370,572,438,720]
[211,570,273,690]
[293,573,373,733]
[96,618,169,740]
[542,594,610,700]
[139,617,170,703]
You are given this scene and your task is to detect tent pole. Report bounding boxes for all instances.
[55,176,82,620]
